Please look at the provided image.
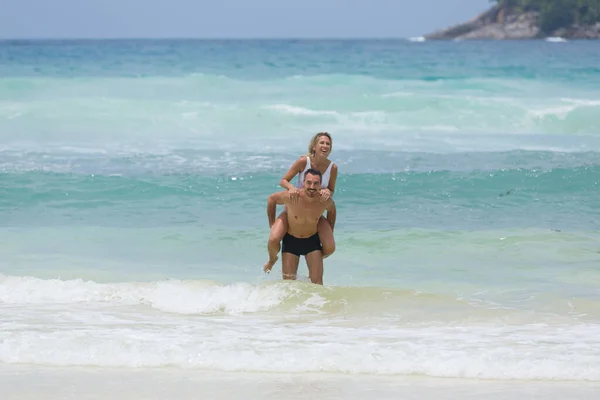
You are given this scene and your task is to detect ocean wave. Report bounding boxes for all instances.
[2,75,600,146]
[0,274,487,319]
[1,274,599,319]
[1,275,600,381]
[0,275,286,314]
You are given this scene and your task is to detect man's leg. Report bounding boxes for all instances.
[304,251,324,285]
[281,252,300,280]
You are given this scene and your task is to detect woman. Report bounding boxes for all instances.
[264,132,338,272]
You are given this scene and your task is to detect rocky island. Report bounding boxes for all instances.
[423,0,600,40]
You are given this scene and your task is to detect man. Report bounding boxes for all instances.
[263,168,336,285]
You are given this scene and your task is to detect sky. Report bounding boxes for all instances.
[2,0,492,39]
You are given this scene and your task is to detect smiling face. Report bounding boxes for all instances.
[309,132,332,158]
[303,171,322,197]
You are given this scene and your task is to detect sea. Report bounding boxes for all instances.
[1,38,600,399]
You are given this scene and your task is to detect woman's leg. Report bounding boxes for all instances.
[318,216,335,258]
[264,211,289,273]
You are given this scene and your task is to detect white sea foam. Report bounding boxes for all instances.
[264,104,340,117]
[1,275,600,380]
[0,275,288,314]
[2,74,600,154]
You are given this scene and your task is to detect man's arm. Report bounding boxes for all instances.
[325,199,336,232]
[267,191,288,228]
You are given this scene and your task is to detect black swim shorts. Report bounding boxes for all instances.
[281,233,322,256]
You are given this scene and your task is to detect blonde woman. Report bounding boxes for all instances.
[264,132,338,273]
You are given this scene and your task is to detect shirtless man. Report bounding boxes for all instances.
[263,168,336,285]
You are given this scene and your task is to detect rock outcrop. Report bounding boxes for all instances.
[423,4,600,40]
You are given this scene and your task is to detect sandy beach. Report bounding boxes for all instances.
[2,365,600,400]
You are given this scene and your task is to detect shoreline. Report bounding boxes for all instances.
[2,365,600,400]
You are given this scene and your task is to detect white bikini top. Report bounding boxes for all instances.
[296,155,334,189]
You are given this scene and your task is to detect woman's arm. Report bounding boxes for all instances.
[319,163,337,202]
[327,163,338,195]
[280,156,307,191]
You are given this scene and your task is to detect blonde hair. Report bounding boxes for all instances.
[307,132,333,157]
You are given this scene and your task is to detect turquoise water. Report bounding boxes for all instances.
[1,39,600,382]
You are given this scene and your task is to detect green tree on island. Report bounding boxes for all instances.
[492,0,600,33]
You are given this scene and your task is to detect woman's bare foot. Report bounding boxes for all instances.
[263,256,278,273]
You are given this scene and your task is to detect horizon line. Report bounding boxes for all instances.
[0,36,425,41]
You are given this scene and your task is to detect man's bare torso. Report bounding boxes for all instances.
[285,191,331,238]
